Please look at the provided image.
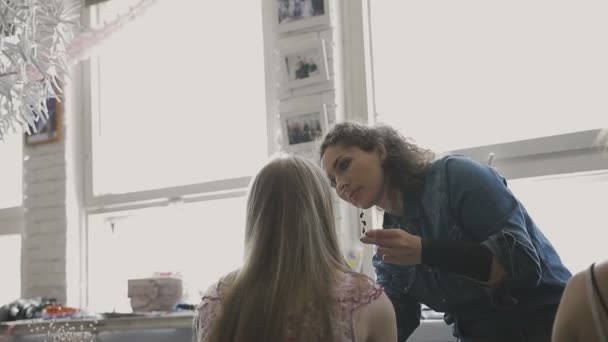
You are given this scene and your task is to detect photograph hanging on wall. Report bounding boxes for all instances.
[25,96,62,146]
[280,38,329,91]
[277,0,330,34]
[279,104,328,151]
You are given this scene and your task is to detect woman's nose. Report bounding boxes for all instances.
[336,179,349,195]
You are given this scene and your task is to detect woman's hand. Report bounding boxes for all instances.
[360,229,422,265]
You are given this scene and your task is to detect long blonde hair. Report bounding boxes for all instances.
[208,154,353,342]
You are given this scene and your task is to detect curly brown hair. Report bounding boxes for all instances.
[319,121,436,198]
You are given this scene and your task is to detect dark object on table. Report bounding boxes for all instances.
[0,298,57,322]
[173,303,196,311]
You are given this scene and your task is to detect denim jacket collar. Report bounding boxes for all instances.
[383,187,423,225]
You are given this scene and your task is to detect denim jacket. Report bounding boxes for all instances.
[375,155,571,340]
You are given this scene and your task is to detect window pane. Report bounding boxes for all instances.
[93,1,267,195]
[88,196,246,313]
[0,234,21,305]
[370,1,608,152]
[509,171,608,274]
[0,133,22,208]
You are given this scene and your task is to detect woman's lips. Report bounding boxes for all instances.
[349,187,361,203]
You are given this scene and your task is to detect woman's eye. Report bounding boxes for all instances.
[338,159,350,171]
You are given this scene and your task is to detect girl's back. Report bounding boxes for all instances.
[194,270,396,342]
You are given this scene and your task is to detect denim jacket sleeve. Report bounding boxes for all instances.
[374,259,421,341]
[445,157,542,291]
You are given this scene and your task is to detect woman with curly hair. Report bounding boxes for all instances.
[320,121,571,342]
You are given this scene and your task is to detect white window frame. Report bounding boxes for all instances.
[81,6,256,212]
[80,3,276,308]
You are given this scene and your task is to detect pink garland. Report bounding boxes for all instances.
[66,0,158,64]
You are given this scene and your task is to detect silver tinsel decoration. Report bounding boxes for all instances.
[0,0,80,140]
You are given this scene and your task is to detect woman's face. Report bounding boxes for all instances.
[321,144,386,209]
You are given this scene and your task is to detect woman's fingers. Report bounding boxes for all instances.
[375,237,422,265]
[360,228,422,265]
[359,234,376,245]
[377,247,391,256]
[381,254,401,265]
[360,228,407,248]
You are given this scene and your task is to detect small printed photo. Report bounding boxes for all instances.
[278,0,325,25]
[280,105,328,151]
[279,38,329,91]
[285,111,324,145]
[284,48,322,82]
[25,96,62,145]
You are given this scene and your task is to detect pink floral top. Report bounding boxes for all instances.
[194,271,384,342]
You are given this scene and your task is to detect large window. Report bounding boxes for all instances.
[0,133,22,209]
[365,0,608,273]
[87,196,246,312]
[509,171,608,274]
[328,1,608,300]
[369,1,608,152]
[91,0,267,195]
[85,1,268,310]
